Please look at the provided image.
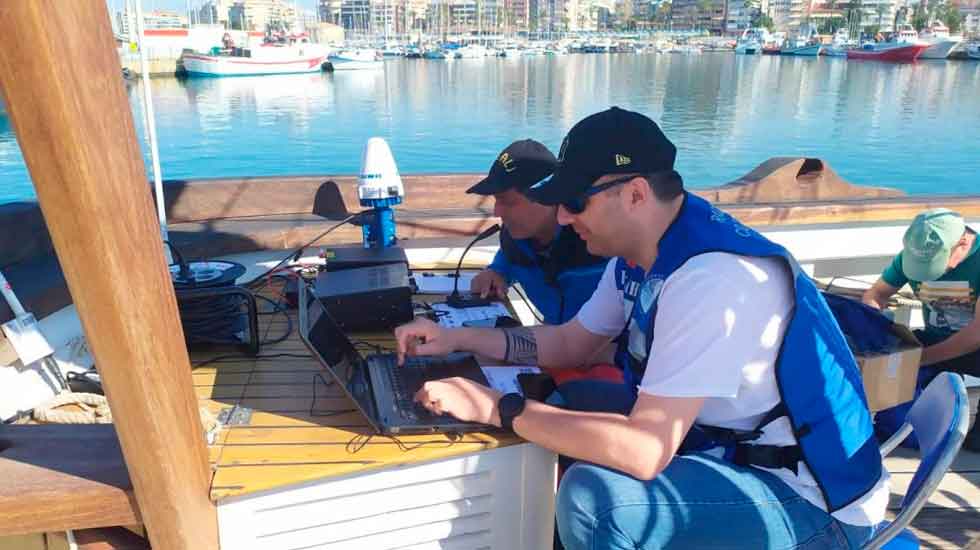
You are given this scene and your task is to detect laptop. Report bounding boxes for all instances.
[298,281,492,434]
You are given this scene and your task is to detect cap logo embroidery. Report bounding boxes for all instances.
[498,153,516,173]
[615,154,631,166]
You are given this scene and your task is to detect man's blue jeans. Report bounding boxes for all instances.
[556,454,875,550]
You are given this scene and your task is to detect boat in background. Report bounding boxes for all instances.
[969,43,980,59]
[918,22,962,59]
[735,28,767,54]
[846,39,928,62]
[824,29,858,57]
[455,44,489,58]
[182,43,329,77]
[327,48,382,70]
[781,37,822,56]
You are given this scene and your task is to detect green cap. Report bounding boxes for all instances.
[901,208,966,282]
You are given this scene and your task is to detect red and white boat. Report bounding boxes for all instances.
[183,44,328,77]
[846,41,928,62]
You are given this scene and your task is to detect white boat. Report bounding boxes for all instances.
[183,44,328,77]
[735,28,768,54]
[327,48,382,70]
[824,28,858,57]
[918,22,962,59]
[455,44,489,58]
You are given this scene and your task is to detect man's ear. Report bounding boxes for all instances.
[627,176,649,208]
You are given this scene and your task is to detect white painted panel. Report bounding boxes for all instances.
[260,499,494,549]
[254,472,493,530]
[217,444,556,550]
[391,531,492,550]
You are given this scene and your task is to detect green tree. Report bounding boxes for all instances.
[934,2,964,33]
[818,16,845,33]
[752,12,774,30]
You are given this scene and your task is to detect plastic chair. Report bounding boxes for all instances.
[863,372,971,550]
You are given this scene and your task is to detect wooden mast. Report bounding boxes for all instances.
[0,2,219,549]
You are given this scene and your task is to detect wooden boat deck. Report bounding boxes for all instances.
[196,282,523,501]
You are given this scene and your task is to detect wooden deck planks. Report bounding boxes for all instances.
[202,283,521,501]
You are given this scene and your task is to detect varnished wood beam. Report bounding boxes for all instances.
[0,2,218,548]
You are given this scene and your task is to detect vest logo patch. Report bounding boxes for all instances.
[615,154,632,166]
[639,278,664,312]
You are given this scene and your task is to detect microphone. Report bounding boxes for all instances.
[447,223,501,308]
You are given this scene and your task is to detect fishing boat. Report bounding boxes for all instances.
[183,45,329,77]
[780,37,823,56]
[918,22,962,59]
[735,28,768,54]
[1,3,978,550]
[846,41,929,61]
[326,48,383,70]
[967,42,980,60]
[823,28,857,57]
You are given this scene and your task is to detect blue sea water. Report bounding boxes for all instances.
[1,53,979,205]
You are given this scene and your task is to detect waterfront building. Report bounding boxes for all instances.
[227,0,300,31]
[670,0,727,32]
[199,0,235,27]
[341,0,373,33]
[725,0,759,34]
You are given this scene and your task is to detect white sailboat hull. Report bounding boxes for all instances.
[183,54,326,76]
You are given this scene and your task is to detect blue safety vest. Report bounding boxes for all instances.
[614,192,882,513]
[492,226,607,324]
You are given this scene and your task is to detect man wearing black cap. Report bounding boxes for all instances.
[396,108,886,549]
[466,139,607,326]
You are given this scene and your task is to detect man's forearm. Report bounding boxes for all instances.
[512,402,669,480]
[453,326,540,364]
[452,324,585,367]
[921,328,980,366]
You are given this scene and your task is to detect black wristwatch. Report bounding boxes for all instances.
[498,393,526,431]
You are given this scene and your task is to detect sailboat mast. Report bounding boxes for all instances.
[0,2,219,549]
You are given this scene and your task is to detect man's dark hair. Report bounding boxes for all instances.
[644,170,684,201]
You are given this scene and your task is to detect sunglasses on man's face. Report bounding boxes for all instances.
[560,174,641,215]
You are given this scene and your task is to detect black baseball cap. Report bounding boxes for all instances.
[466,139,558,195]
[526,107,677,205]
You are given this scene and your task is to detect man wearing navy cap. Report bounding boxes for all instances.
[396,108,887,549]
[467,139,607,326]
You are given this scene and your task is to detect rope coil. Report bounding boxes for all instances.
[33,392,219,437]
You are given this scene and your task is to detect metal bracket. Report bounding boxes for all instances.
[217,405,253,426]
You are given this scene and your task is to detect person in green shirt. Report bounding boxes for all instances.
[863,208,980,451]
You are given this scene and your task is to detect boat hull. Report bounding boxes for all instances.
[919,40,961,59]
[781,44,822,56]
[847,44,928,61]
[327,58,382,70]
[183,54,326,76]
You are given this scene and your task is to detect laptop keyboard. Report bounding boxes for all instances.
[377,354,466,421]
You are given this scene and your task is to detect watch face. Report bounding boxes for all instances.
[500,393,526,418]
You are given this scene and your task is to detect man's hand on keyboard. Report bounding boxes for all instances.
[394,318,457,365]
[414,377,502,427]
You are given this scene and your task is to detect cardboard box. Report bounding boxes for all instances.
[854,324,921,412]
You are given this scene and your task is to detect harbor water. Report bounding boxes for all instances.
[1,53,978,205]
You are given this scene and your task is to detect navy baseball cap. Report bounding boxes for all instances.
[527,107,677,205]
[466,140,557,195]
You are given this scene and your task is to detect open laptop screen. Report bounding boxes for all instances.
[302,288,377,423]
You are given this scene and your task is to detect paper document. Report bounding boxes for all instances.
[480,365,541,395]
[432,302,510,328]
[413,273,475,294]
